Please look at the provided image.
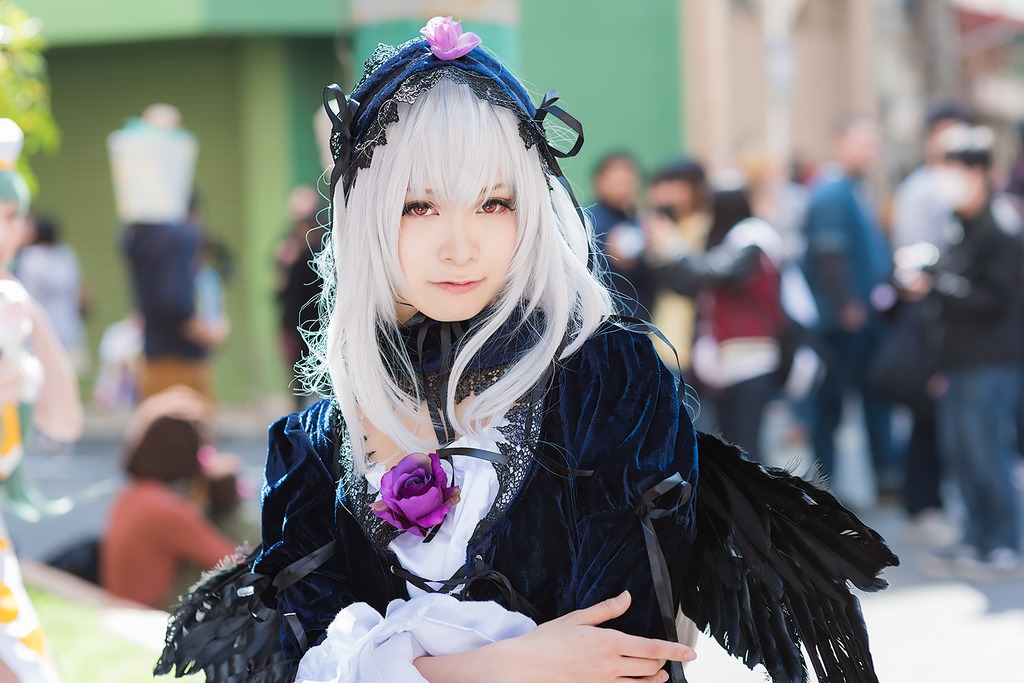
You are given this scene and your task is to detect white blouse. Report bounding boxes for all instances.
[295,424,538,683]
[366,426,503,596]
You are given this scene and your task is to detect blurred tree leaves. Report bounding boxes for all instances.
[0,1,59,195]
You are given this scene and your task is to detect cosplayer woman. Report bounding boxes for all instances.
[0,119,84,683]
[160,18,896,683]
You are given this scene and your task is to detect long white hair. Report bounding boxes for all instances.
[301,78,613,472]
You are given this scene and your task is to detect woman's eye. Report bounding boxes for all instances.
[480,198,514,214]
[402,201,435,217]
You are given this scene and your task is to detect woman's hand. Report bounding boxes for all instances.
[415,591,696,683]
[496,591,695,682]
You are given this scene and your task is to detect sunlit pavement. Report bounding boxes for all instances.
[10,400,1024,682]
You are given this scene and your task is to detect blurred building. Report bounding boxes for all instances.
[682,0,1024,184]
[681,0,929,178]
[951,0,1024,169]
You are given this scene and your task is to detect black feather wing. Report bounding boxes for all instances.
[681,433,899,683]
[155,546,292,682]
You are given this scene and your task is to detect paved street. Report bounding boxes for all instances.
[8,401,1024,682]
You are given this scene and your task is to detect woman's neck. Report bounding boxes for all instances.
[361,396,475,469]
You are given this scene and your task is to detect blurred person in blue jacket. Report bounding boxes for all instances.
[802,114,897,496]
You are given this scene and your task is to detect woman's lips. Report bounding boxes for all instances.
[432,279,481,293]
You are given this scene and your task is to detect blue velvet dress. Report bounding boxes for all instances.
[252,321,699,667]
[158,316,896,683]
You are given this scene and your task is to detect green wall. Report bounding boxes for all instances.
[286,39,344,188]
[30,40,247,399]
[519,0,684,203]
[29,37,338,403]
[16,0,340,46]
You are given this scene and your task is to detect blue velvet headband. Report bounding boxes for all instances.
[323,30,585,220]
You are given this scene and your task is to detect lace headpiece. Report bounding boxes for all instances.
[323,17,585,221]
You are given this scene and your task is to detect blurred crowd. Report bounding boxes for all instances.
[586,103,1024,580]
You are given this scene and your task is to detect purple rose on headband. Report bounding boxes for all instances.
[420,16,481,61]
[370,452,461,537]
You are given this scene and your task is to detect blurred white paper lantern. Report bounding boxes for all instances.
[107,104,198,224]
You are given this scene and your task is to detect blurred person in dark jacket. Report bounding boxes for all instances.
[588,152,655,319]
[802,115,897,494]
[123,199,228,401]
[906,125,1024,578]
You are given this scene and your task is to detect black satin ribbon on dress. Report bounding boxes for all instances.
[437,446,509,467]
[238,539,340,654]
[390,556,542,622]
[413,316,467,446]
[636,474,693,683]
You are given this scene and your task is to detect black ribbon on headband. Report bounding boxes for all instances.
[532,89,590,249]
[534,89,585,159]
[324,84,360,201]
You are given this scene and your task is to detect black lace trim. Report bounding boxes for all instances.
[333,367,543,551]
[351,66,548,174]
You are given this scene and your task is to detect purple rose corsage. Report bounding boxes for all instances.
[420,16,481,61]
[370,452,461,538]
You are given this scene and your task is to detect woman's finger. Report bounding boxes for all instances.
[562,590,631,626]
[615,632,696,663]
[616,655,666,678]
[615,673,669,683]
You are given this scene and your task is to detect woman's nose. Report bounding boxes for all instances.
[439,214,477,264]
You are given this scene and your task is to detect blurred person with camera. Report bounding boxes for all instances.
[889,104,974,547]
[904,125,1024,578]
[645,181,791,462]
[644,158,712,378]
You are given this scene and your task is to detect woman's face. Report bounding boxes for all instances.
[396,185,517,323]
